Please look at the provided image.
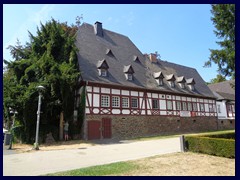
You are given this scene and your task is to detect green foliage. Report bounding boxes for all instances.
[205,132,235,140]
[3,18,80,143]
[208,74,226,84]
[185,133,235,158]
[47,161,138,176]
[205,4,235,79]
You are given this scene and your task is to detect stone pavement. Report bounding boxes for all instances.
[3,137,181,176]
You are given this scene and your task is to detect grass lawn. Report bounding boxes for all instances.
[46,162,138,176]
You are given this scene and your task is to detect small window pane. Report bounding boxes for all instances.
[200,104,204,112]
[176,101,181,110]
[187,102,192,111]
[192,103,198,111]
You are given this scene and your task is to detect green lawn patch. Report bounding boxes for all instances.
[46,161,138,176]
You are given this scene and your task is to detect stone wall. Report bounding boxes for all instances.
[85,115,235,140]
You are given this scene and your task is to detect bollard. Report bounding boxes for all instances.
[180,135,185,152]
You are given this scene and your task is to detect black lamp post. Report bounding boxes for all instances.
[33,85,45,150]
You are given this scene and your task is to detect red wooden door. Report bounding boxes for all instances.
[102,118,112,139]
[88,121,101,140]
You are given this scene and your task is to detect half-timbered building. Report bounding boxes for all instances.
[75,21,222,140]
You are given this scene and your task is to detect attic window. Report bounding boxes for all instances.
[106,49,115,57]
[97,59,109,77]
[133,55,140,63]
[153,71,164,86]
[123,65,135,81]
[99,69,107,77]
[176,76,186,89]
[166,74,176,88]
[186,78,196,91]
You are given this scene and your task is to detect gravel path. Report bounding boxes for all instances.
[3,137,181,176]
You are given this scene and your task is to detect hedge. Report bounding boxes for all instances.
[203,132,235,140]
[185,136,235,158]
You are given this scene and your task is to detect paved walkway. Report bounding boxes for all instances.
[3,137,181,176]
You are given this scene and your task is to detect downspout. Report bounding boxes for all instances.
[83,81,88,140]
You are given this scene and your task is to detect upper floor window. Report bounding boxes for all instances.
[192,103,198,111]
[199,103,205,112]
[97,59,109,77]
[182,102,187,111]
[217,104,221,113]
[112,96,120,108]
[127,74,133,81]
[122,97,129,108]
[152,99,159,109]
[99,69,107,77]
[176,101,181,111]
[131,98,138,108]
[167,100,173,110]
[187,102,192,111]
[101,95,110,107]
[124,65,134,81]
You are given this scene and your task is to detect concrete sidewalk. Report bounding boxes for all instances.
[3,137,181,176]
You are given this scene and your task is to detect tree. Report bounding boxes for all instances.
[205,4,235,79]
[208,74,227,84]
[3,19,80,143]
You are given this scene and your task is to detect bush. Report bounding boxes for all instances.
[185,136,235,158]
[204,132,235,140]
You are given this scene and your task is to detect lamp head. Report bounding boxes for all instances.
[36,85,45,91]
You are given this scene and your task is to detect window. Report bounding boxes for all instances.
[217,104,221,113]
[112,96,120,107]
[131,98,138,108]
[101,95,109,107]
[232,105,235,113]
[187,102,192,111]
[182,102,187,111]
[199,103,205,112]
[167,101,173,110]
[189,85,195,91]
[176,101,181,111]
[98,69,107,77]
[179,83,185,89]
[169,81,175,88]
[152,99,159,109]
[192,103,198,111]
[209,104,214,112]
[127,74,133,81]
[122,97,129,108]
[157,79,163,86]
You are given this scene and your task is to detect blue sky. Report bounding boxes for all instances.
[3,4,220,82]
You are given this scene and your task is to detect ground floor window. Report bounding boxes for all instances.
[112,96,120,107]
[101,95,110,107]
[122,97,129,108]
[152,99,159,109]
[131,98,138,108]
[167,100,173,110]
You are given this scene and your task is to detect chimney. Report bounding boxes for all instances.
[149,53,157,63]
[94,21,103,37]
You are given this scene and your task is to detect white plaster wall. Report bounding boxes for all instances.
[112,89,120,95]
[101,87,110,94]
[122,90,129,95]
[131,91,138,96]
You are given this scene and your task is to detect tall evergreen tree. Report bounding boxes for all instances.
[205,4,235,79]
[3,19,80,143]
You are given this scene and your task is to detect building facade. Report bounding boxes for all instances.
[208,80,235,121]
[75,22,233,140]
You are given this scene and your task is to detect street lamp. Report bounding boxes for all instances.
[8,107,18,150]
[33,85,45,150]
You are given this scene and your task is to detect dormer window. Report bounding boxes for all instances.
[97,59,109,77]
[133,55,141,63]
[106,48,115,58]
[186,78,196,91]
[124,65,135,81]
[176,76,186,89]
[99,69,107,77]
[153,71,164,86]
[166,74,176,88]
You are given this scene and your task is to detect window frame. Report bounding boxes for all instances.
[131,97,138,109]
[101,95,110,107]
[122,97,129,108]
[152,99,159,109]
[112,96,120,108]
[167,100,173,110]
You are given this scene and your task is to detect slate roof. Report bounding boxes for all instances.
[76,22,215,98]
[208,80,235,101]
